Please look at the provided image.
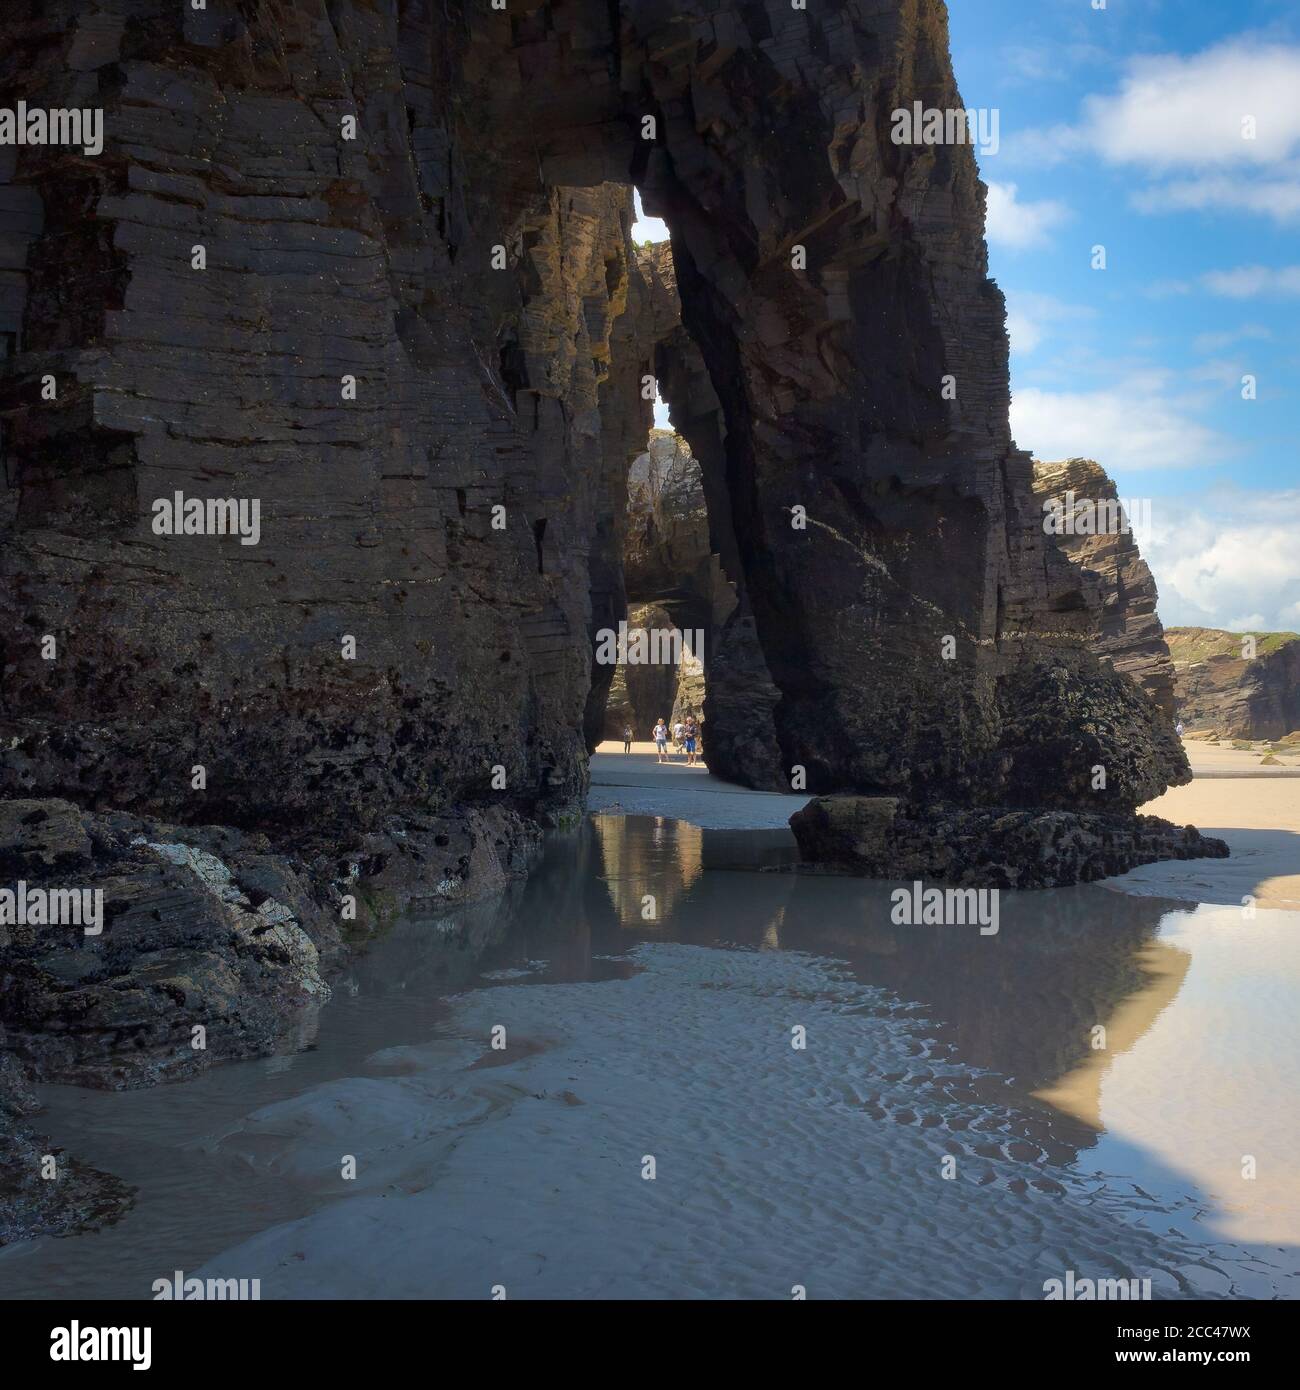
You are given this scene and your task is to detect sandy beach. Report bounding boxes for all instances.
[1116,739,1300,910]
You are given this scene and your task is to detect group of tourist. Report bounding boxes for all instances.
[656,715,701,766]
[621,716,702,766]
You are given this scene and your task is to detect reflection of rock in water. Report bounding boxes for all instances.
[744,873,1190,1117]
[0,1052,135,1246]
[344,884,530,998]
[592,813,704,928]
[550,818,1190,1151]
[1032,939,1189,1132]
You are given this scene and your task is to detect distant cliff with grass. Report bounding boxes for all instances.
[1166,627,1300,739]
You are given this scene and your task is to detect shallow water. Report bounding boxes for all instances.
[2,814,1297,1299]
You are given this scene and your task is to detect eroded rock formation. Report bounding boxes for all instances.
[1166,628,1300,739]
[607,429,725,738]
[630,4,1187,813]
[0,0,1209,1233]
[1,1,1189,825]
[632,248,787,787]
[604,600,695,738]
[0,1048,133,1243]
[1032,459,1178,717]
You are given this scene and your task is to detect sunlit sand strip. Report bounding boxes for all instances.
[1031,941,1191,1132]
[1109,777,1300,910]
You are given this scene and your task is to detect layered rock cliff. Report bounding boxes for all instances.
[2,0,1187,832]
[1031,459,1178,717]
[627,245,787,786]
[1166,628,1300,739]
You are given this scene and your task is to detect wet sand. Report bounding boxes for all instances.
[1118,734,1300,909]
[3,816,1296,1300]
[1115,778,1300,909]
[2,741,1295,1300]
[589,741,807,829]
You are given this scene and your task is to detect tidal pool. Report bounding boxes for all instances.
[1,814,1296,1299]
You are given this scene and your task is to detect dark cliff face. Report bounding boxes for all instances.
[1167,628,1300,739]
[1,4,652,836]
[1,0,1186,844]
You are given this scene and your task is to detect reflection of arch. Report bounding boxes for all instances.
[1032,940,1191,1131]
[592,813,704,929]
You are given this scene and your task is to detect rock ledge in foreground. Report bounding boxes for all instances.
[789,796,1228,891]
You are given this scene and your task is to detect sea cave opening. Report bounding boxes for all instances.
[581,186,785,791]
[602,414,718,762]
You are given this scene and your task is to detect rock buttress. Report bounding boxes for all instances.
[626,0,1188,811]
[2,1,1190,831]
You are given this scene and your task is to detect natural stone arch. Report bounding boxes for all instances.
[0,0,1185,840]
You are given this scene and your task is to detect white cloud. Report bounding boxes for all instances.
[1187,357,1246,389]
[1001,123,1085,170]
[1132,169,1300,223]
[984,181,1071,250]
[1140,489,1300,632]
[1201,265,1300,297]
[1006,40,1300,223]
[1191,324,1271,353]
[999,40,1109,86]
[1004,291,1094,356]
[1012,380,1230,472]
[1082,40,1300,170]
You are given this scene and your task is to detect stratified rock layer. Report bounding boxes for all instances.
[1166,628,1300,739]
[1,6,655,837]
[631,246,786,786]
[1032,459,1177,717]
[2,0,1187,830]
[603,601,683,739]
[624,432,715,610]
[629,3,1188,812]
[611,429,726,738]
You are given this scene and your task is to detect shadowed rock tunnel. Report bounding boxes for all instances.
[0,0,1188,849]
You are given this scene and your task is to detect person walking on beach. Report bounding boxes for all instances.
[683,715,699,767]
[672,718,685,755]
[622,725,633,753]
[653,719,669,763]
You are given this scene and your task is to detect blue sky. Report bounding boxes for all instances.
[637,0,1300,632]
[950,0,1300,632]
